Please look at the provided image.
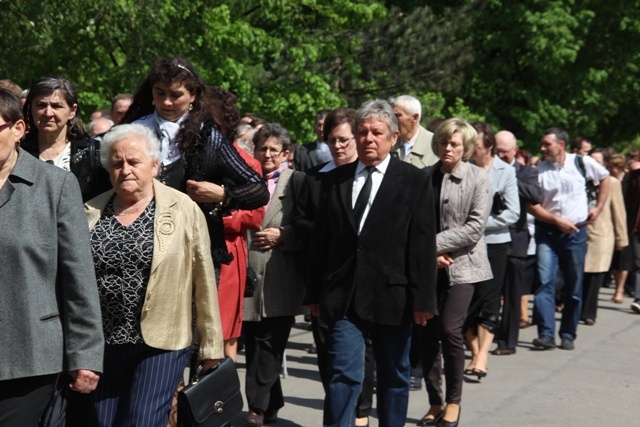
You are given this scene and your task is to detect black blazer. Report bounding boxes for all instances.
[305,156,438,326]
[509,162,543,257]
[294,141,319,172]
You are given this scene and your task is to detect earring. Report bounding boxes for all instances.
[152,100,155,106]
[188,103,193,111]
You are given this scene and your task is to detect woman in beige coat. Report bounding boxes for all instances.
[85,124,223,426]
[581,150,628,324]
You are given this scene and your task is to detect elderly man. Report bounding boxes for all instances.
[88,117,114,136]
[389,95,438,168]
[306,99,437,427]
[491,131,543,355]
[530,127,609,351]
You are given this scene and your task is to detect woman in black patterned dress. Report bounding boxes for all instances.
[122,57,269,266]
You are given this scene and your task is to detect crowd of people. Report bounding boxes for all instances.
[1,58,639,427]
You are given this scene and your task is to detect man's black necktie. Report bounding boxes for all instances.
[353,166,374,228]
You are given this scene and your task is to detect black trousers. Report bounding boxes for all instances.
[244,316,295,413]
[419,280,474,405]
[496,255,537,349]
[311,316,374,418]
[466,243,510,333]
[582,272,606,321]
[0,374,56,426]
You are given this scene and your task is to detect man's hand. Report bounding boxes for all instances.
[253,227,283,250]
[69,369,100,394]
[413,310,435,326]
[554,216,579,234]
[437,254,454,269]
[186,180,225,204]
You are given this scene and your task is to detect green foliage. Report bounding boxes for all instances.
[2,0,639,150]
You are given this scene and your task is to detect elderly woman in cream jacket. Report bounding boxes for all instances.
[85,124,223,427]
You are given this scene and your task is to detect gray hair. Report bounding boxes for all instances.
[356,99,399,135]
[100,124,161,169]
[389,95,422,122]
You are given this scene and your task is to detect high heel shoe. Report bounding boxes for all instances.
[439,407,461,427]
[465,368,487,379]
[416,410,443,426]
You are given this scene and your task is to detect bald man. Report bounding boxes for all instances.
[492,131,543,355]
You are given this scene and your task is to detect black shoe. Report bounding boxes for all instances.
[307,343,317,354]
[532,336,556,350]
[264,409,278,425]
[410,375,423,391]
[439,407,461,427]
[416,411,443,426]
[245,409,264,426]
[583,318,595,326]
[466,368,487,379]
[559,337,575,350]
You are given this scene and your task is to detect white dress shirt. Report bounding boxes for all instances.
[537,153,609,224]
[352,154,391,234]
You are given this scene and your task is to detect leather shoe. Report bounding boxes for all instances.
[532,336,556,350]
[246,409,264,426]
[491,347,516,355]
[416,411,443,426]
[440,407,461,427]
[519,319,531,329]
[264,409,278,425]
[560,337,575,350]
[410,375,423,391]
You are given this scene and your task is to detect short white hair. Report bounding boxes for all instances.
[389,95,422,122]
[99,124,161,169]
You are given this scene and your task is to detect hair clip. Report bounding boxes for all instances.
[175,64,194,77]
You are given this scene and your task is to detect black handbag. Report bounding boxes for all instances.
[39,374,68,427]
[177,357,243,427]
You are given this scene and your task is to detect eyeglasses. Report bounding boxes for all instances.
[256,147,282,155]
[328,137,354,146]
[0,122,12,132]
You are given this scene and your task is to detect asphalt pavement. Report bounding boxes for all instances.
[229,287,640,426]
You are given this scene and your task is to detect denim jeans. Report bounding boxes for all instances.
[534,226,587,341]
[323,315,412,427]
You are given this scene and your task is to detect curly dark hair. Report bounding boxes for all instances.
[204,85,240,140]
[22,76,87,141]
[122,57,211,154]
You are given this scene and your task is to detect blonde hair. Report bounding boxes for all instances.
[432,118,477,161]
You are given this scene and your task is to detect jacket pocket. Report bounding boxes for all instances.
[387,272,408,286]
[39,312,60,322]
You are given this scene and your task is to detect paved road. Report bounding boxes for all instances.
[229,287,640,426]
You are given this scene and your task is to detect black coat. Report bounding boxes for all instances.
[305,157,438,326]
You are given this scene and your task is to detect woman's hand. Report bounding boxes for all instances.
[186,180,225,204]
[253,228,283,250]
[437,254,454,269]
[200,359,221,372]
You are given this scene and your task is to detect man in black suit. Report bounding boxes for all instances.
[492,130,543,355]
[293,109,332,172]
[305,99,437,427]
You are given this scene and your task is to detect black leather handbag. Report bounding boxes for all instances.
[177,357,243,427]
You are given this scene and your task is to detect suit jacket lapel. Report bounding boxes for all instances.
[360,157,403,234]
[263,169,291,226]
[149,181,179,276]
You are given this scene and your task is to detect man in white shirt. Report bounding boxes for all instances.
[389,95,439,168]
[531,127,610,351]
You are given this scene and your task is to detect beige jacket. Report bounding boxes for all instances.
[85,180,224,360]
[585,176,628,272]
[392,125,439,169]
